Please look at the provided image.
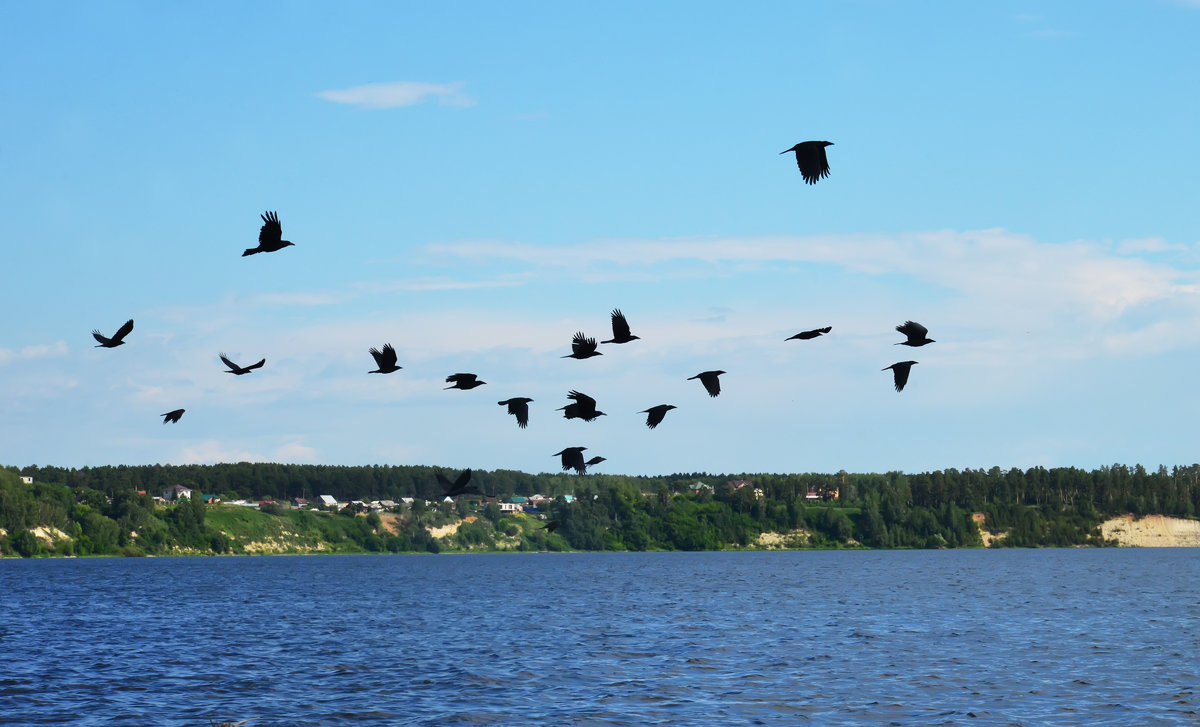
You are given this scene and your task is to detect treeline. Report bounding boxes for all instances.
[3,462,1199,556]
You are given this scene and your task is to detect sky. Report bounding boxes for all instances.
[2,1,1200,477]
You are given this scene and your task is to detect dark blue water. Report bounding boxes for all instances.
[2,550,1199,726]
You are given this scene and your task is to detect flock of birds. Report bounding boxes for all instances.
[90,141,936,478]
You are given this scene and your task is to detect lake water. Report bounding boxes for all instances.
[2,549,1199,726]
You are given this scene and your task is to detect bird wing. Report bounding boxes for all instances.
[698,372,721,397]
[897,320,928,341]
[644,407,665,429]
[92,330,110,345]
[112,319,134,343]
[510,400,530,427]
[259,211,282,245]
[794,142,831,185]
[245,359,266,371]
[446,373,474,384]
[219,353,239,371]
[568,390,597,409]
[379,343,397,367]
[571,331,597,356]
[610,309,632,339]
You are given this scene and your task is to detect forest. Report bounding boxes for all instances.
[2,461,1198,557]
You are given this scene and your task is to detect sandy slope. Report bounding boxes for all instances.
[1100,515,1200,547]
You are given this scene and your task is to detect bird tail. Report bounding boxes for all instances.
[242,248,258,257]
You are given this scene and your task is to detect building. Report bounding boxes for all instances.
[318,495,338,508]
[162,484,193,501]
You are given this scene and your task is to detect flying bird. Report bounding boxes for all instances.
[542,519,561,533]
[220,353,266,375]
[895,321,935,347]
[161,409,185,424]
[787,326,832,341]
[498,397,533,428]
[445,373,486,390]
[780,141,834,184]
[584,456,606,468]
[243,211,294,256]
[688,370,726,398]
[437,468,476,497]
[368,343,402,374]
[562,331,602,359]
[640,404,677,429]
[92,319,133,348]
[883,361,918,392]
[559,390,605,421]
[554,447,588,474]
[601,309,640,344]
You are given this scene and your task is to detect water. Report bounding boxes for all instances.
[2,549,1199,726]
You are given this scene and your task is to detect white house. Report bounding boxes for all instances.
[19,476,33,485]
[318,495,338,508]
[162,484,192,501]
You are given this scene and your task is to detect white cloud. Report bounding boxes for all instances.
[316,81,475,110]
[0,341,68,365]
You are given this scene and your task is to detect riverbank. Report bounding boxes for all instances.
[1100,514,1200,547]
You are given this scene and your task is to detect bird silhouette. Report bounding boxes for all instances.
[243,211,294,256]
[895,321,935,347]
[641,404,677,429]
[601,309,640,344]
[559,390,605,421]
[220,353,266,375]
[584,456,606,468]
[554,447,588,474]
[498,397,533,428]
[437,468,476,497]
[781,141,833,184]
[562,331,602,359]
[787,326,832,341]
[92,319,134,348]
[542,519,561,532]
[161,409,185,424]
[883,361,918,392]
[445,373,486,390]
[368,343,402,374]
[688,370,726,398]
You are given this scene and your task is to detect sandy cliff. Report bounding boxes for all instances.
[1100,515,1200,547]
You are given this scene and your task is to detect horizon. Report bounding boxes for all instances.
[3,3,1200,477]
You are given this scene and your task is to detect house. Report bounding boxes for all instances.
[689,482,713,494]
[292,497,309,508]
[19,476,32,485]
[379,500,397,510]
[805,485,840,501]
[499,502,522,512]
[202,494,221,504]
[318,495,338,508]
[163,484,192,501]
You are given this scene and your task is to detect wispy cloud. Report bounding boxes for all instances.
[0,341,68,365]
[316,81,476,110]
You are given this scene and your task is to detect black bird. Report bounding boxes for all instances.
[161,409,185,424]
[220,353,266,375]
[542,519,561,533]
[601,309,640,344]
[781,141,834,184]
[445,373,486,390]
[437,468,476,497]
[498,397,533,428]
[92,319,134,348]
[688,370,726,398]
[368,343,402,374]
[584,456,606,468]
[883,361,918,392]
[243,211,294,256]
[559,390,605,421]
[640,404,677,429]
[562,331,602,359]
[554,446,588,474]
[895,321,935,347]
[787,326,832,341]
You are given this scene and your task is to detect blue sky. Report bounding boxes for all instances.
[3,1,1200,476]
